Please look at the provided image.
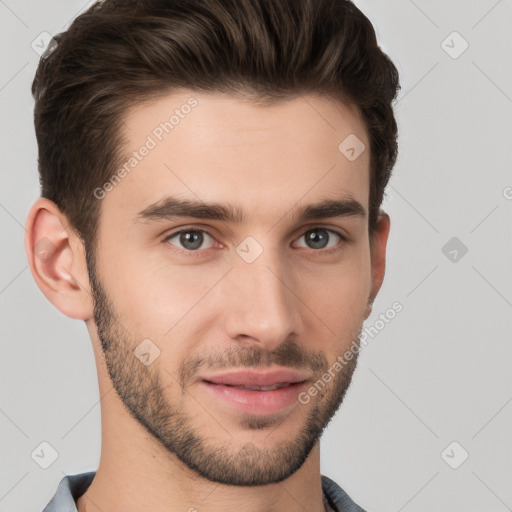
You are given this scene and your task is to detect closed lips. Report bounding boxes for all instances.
[199,368,312,415]
[200,368,310,389]
[203,382,297,391]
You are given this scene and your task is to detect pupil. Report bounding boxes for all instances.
[307,229,328,249]
[180,231,203,250]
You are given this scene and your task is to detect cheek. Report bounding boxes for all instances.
[298,254,371,341]
[100,247,227,340]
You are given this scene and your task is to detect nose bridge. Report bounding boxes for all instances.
[222,249,302,349]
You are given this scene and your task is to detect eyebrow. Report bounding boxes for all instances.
[133,196,366,224]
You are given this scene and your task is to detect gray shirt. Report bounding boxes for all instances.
[42,471,367,512]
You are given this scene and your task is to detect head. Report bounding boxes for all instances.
[26,0,399,487]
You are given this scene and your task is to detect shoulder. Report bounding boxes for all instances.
[321,474,367,512]
[41,471,96,512]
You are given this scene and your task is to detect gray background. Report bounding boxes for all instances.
[1,1,511,511]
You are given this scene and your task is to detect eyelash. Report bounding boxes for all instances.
[162,226,348,258]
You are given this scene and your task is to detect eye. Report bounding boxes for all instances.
[295,228,343,250]
[164,229,216,251]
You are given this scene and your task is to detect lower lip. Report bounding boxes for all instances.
[200,381,308,415]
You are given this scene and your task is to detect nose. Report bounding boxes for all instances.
[221,254,303,351]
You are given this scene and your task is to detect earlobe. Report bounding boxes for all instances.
[24,198,94,320]
[369,212,391,305]
[364,296,374,320]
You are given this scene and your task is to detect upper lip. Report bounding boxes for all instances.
[200,368,310,387]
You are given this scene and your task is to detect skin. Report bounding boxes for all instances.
[25,91,390,512]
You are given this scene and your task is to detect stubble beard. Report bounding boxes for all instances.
[88,256,362,486]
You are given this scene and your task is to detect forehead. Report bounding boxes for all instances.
[102,90,370,226]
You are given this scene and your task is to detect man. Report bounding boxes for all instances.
[25,0,399,510]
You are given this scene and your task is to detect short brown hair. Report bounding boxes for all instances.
[32,0,400,254]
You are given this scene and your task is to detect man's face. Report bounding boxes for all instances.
[87,91,383,486]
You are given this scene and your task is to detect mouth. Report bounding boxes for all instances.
[198,368,310,415]
[202,381,295,391]
[200,367,310,387]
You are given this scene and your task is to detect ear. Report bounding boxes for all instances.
[24,197,94,320]
[365,211,391,318]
